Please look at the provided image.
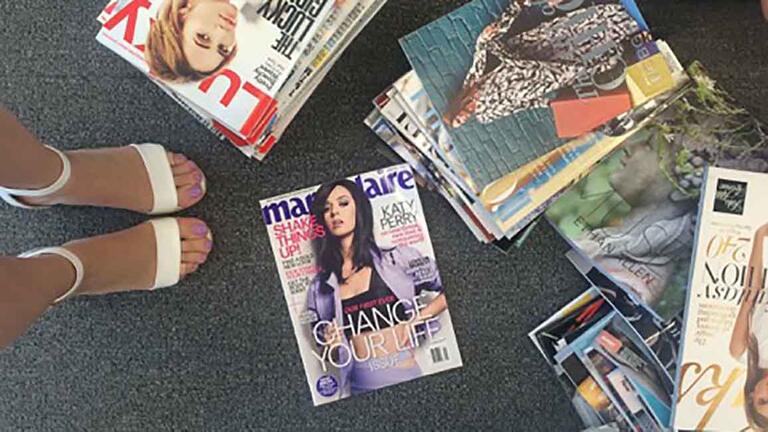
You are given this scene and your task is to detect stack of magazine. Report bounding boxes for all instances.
[366,0,687,251]
[96,0,386,160]
[363,0,768,428]
[534,60,768,430]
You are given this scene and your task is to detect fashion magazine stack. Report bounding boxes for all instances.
[96,0,386,160]
[673,167,768,431]
[366,0,686,252]
[260,164,462,405]
[533,62,768,430]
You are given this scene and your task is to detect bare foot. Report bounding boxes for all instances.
[23,146,206,213]
[55,218,213,297]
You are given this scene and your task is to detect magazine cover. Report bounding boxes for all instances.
[260,165,463,405]
[96,0,334,139]
[400,0,655,191]
[672,167,768,431]
[546,62,768,322]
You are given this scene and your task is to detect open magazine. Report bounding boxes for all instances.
[530,263,680,431]
[260,165,462,405]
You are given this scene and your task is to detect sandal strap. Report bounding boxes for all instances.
[18,247,84,304]
[0,146,71,208]
[149,218,181,289]
[130,144,179,215]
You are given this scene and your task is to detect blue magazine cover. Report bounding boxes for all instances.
[400,0,652,190]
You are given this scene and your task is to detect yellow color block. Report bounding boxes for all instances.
[626,53,674,106]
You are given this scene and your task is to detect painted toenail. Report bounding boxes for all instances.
[194,172,203,182]
[194,224,208,236]
[190,186,202,198]
[205,240,213,251]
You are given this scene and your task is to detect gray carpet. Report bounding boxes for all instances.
[0,1,766,430]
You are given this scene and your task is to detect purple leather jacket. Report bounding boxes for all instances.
[305,245,443,392]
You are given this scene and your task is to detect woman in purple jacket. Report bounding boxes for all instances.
[305,179,447,396]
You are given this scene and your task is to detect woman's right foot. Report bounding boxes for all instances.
[51,218,213,298]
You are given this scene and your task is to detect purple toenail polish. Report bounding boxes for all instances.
[190,186,202,198]
[195,172,203,182]
[195,224,208,236]
[205,240,213,251]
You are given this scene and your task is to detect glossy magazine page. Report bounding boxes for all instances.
[260,165,462,405]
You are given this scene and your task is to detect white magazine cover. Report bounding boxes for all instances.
[260,164,462,405]
[265,0,387,142]
[96,0,333,139]
[674,167,768,431]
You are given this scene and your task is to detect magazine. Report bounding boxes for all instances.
[673,167,768,431]
[260,165,463,405]
[364,109,495,244]
[96,0,336,156]
[371,84,506,241]
[566,249,682,380]
[399,0,657,191]
[393,28,685,237]
[546,62,768,322]
[266,0,388,145]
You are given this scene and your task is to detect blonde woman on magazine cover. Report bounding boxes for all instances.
[0,107,213,349]
[730,224,768,430]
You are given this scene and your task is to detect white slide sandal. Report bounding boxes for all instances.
[18,217,184,303]
[0,143,194,215]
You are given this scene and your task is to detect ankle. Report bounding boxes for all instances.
[0,146,63,190]
[20,255,77,303]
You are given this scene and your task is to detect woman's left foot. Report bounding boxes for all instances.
[22,146,206,213]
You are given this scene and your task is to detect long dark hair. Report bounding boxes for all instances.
[443,81,480,128]
[310,180,379,284]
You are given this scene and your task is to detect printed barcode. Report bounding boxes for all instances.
[430,346,449,364]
